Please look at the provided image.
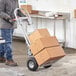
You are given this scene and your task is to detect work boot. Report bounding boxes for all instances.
[5,59,18,66]
[0,57,6,63]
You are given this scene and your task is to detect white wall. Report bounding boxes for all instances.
[27,0,70,12]
[69,0,76,48]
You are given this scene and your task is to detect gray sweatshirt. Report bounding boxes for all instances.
[0,0,18,29]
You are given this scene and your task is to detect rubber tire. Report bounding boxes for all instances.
[27,57,38,71]
[44,65,51,68]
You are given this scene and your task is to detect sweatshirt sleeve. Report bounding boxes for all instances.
[0,0,11,20]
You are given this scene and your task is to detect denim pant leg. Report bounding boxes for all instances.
[0,43,5,57]
[0,30,5,57]
[1,29,14,60]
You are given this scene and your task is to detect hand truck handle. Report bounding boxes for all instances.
[14,8,32,47]
[14,8,32,25]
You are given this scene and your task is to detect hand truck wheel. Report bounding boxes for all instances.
[27,57,38,71]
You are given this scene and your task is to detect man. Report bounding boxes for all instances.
[0,0,18,66]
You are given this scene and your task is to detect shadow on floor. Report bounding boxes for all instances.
[63,47,76,54]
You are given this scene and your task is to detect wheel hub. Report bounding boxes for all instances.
[29,61,34,68]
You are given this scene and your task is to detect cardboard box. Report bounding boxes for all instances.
[29,29,50,44]
[30,36,60,55]
[74,9,76,18]
[35,46,65,66]
[20,5,32,13]
[31,10,39,14]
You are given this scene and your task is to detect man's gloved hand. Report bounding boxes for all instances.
[7,18,14,25]
[3,17,14,25]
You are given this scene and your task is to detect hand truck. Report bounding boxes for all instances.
[14,8,52,71]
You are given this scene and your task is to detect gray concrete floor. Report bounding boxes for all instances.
[0,39,76,76]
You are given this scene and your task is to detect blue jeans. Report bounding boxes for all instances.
[0,29,14,60]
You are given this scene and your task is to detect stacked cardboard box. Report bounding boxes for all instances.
[30,37,59,55]
[20,5,32,14]
[20,5,39,14]
[31,10,39,14]
[29,29,65,66]
[74,9,76,18]
[29,29,50,44]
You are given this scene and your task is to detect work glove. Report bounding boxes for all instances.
[4,17,14,25]
[8,18,14,25]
